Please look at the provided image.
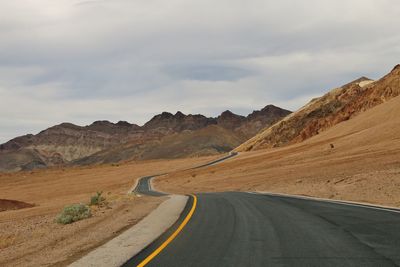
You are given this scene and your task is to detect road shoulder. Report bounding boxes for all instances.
[69,195,188,267]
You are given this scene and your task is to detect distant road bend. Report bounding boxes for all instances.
[126,153,400,267]
[132,152,238,196]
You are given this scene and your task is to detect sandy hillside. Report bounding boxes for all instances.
[155,96,400,207]
[0,155,218,267]
[237,65,400,151]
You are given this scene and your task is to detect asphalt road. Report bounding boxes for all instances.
[132,152,237,196]
[133,175,167,196]
[190,152,238,169]
[128,154,400,267]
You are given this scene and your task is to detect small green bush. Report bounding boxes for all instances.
[90,191,105,206]
[56,204,91,224]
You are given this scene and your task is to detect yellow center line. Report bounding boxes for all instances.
[137,194,197,267]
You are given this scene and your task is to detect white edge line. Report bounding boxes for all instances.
[250,191,400,214]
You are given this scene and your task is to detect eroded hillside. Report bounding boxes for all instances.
[237,65,400,151]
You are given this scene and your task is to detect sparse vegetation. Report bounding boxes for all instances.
[56,204,91,224]
[90,191,105,206]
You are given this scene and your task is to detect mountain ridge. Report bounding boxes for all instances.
[237,65,400,151]
[0,105,291,172]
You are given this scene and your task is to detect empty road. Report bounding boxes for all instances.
[126,155,400,267]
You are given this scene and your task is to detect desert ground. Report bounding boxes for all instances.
[155,96,400,207]
[1,97,400,266]
[0,156,218,267]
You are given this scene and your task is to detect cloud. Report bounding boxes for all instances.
[163,64,256,81]
[0,0,400,142]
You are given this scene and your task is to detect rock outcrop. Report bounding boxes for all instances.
[237,64,400,151]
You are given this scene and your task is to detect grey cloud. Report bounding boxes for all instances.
[164,64,256,81]
[0,0,400,143]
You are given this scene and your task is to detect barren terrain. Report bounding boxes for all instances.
[0,156,218,267]
[1,68,399,266]
[155,96,400,207]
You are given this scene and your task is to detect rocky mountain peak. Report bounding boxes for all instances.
[217,110,245,130]
[391,64,400,74]
[160,112,174,118]
[260,104,289,114]
[356,76,371,82]
[0,134,35,151]
[53,122,81,129]
[175,111,185,118]
[247,105,291,121]
[144,111,214,132]
[90,120,114,127]
[116,121,133,127]
[220,110,237,117]
[341,76,373,89]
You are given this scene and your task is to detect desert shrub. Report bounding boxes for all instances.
[56,204,91,224]
[90,191,105,206]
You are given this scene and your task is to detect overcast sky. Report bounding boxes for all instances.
[1,0,400,143]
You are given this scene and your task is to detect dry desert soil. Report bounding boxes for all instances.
[0,156,219,267]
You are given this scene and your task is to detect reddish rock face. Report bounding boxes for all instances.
[238,64,400,152]
[0,105,291,171]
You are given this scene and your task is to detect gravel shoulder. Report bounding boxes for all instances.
[70,195,188,267]
[0,194,164,267]
[0,156,216,267]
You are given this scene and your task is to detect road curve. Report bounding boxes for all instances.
[127,153,400,267]
[133,175,167,196]
[132,152,237,196]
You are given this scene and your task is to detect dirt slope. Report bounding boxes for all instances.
[237,65,400,151]
[0,156,218,267]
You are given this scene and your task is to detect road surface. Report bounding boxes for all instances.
[132,175,167,196]
[132,152,237,196]
[126,154,400,267]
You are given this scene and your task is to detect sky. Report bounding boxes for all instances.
[1,0,400,143]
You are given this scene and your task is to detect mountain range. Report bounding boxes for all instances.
[1,64,399,173]
[0,105,291,172]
